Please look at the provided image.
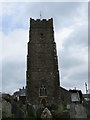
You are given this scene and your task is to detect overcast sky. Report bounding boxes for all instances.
[0,2,88,94]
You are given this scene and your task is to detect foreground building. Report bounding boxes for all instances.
[26,18,70,108]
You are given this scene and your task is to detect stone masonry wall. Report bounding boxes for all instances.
[26,18,60,106]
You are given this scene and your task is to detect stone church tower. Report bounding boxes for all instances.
[26,18,60,107]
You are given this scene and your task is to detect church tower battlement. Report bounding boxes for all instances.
[26,18,60,107]
[30,18,53,28]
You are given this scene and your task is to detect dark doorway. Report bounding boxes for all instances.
[41,99,46,106]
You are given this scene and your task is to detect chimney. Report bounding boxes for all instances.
[19,88,21,91]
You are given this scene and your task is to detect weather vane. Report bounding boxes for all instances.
[40,11,42,20]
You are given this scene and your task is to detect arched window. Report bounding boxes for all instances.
[40,85,47,96]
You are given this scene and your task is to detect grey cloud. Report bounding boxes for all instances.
[2,2,87,32]
[2,2,88,94]
[60,66,87,93]
[56,16,88,93]
[63,24,88,48]
[59,53,85,69]
[2,60,26,94]
[25,2,87,30]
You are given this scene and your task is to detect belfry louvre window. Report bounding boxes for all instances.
[40,85,47,96]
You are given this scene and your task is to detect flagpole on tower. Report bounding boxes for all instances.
[40,11,42,20]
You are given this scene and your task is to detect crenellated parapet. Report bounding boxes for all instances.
[30,18,53,29]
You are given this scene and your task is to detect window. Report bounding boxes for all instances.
[40,33,43,37]
[40,85,47,96]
